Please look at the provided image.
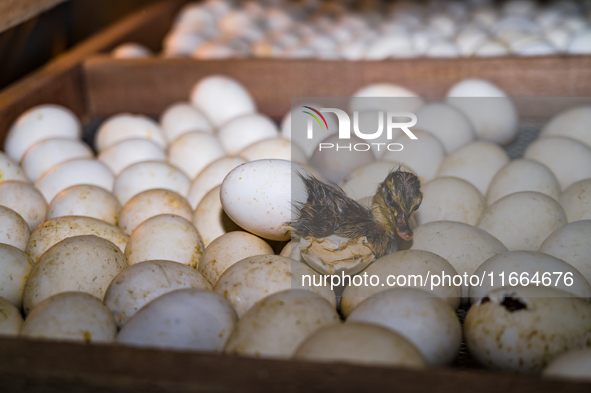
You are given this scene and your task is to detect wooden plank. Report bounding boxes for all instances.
[0,336,589,393]
[0,0,67,33]
[0,0,186,146]
[84,56,591,120]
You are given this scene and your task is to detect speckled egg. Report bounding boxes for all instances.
[0,296,23,336]
[0,244,32,308]
[47,185,121,225]
[0,180,47,230]
[0,205,30,251]
[0,152,29,183]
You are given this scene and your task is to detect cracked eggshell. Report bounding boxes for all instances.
[23,235,128,315]
[465,285,591,373]
[338,161,414,200]
[190,75,256,128]
[160,102,213,143]
[220,159,299,241]
[437,141,510,195]
[224,290,339,359]
[117,288,237,351]
[543,348,591,382]
[199,231,274,285]
[0,181,46,230]
[22,139,93,182]
[98,138,166,176]
[486,159,561,206]
[0,297,23,336]
[524,137,591,190]
[125,214,204,267]
[188,156,246,209]
[104,260,212,327]
[94,114,167,153]
[347,288,462,366]
[540,106,591,148]
[560,179,591,222]
[214,255,336,317]
[217,114,278,156]
[26,216,128,263]
[118,189,193,236]
[477,191,567,251]
[340,250,461,318]
[113,161,191,206]
[239,138,307,165]
[411,221,508,300]
[5,105,82,162]
[413,103,475,154]
[193,186,242,247]
[21,291,116,343]
[539,220,591,286]
[471,251,591,303]
[168,131,226,179]
[0,244,32,308]
[293,322,427,368]
[47,185,121,225]
[35,159,114,204]
[414,177,485,226]
[446,80,518,145]
[0,205,30,251]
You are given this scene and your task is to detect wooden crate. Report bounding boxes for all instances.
[1,1,591,391]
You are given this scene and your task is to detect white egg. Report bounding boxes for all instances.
[513,38,558,56]
[364,34,417,60]
[0,244,32,308]
[471,251,591,302]
[477,191,567,251]
[95,114,167,152]
[0,297,23,335]
[159,102,213,143]
[117,288,237,351]
[217,114,278,156]
[98,138,166,176]
[338,161,414,200]
[524,136,591,190]
[382,130,445,183]
[118,189,193,236]
[437,141,509,195]
[539,220,591,286]
[193,186,242,247]
[425,40,460,57]
[486,159,562,205]
[199,231,274,285]
[293,322,427,368]
[543,348,591,382]
[560,179,591,222]
[455,24,489,56]
[113,161,190,205]
[26,216,128,263]
[112,42,152,58]
[35,159,114,204]
[220,159,299,241]
[473,39,511,57]
[124,214,203,267]
[567,30,591,54]
[0,205,30,251]
[0,152,29,183]
[239,138,307,164]
[47,185,121,225]
[465,286,591,373]
[429,14,458,38]
[544,26,571,51]
[5,104,82,162]
[21,138,93,182]
[191,41,237,59]
[187,156,246,209]
[214,255,336,317]
[168,134,223,177]
[340,250,461,317]
[350,83,424,114]
[540,106,591,148]
[347,288,462,366]
[163,31,206,57]
[23,236,128,315]
[0,180,46,230]
[415,177,485,226]
[190,75,256,128]
[224,290,339,359]
[446,79,518,145]
[104,260,212,327]
[411,221,508,300]
[414,103,475,154]
[21,292,117,343]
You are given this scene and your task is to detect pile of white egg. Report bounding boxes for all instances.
[0,72,590,381]
[114,0,591,60]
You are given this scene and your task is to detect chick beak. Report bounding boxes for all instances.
[395,213,413,241]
